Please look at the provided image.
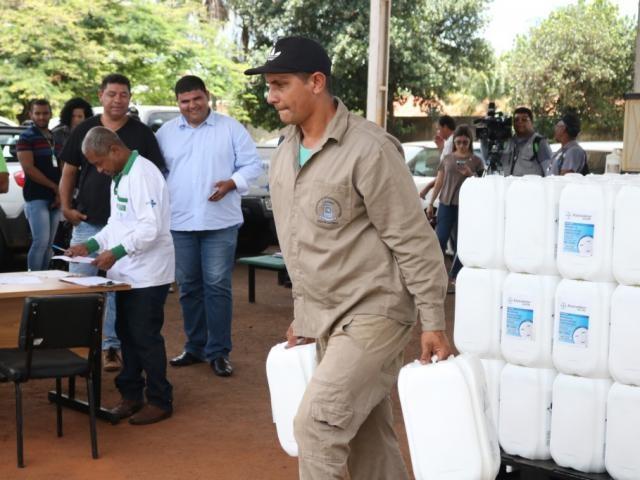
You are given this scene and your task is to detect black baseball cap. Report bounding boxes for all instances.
[244,36,331,76]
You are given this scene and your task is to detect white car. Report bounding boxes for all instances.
[0,116,17,127]
[0,126,31,265]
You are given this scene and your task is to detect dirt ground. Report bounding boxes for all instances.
[0,262,455,480]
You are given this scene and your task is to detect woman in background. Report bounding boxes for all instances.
[427,124,484,291]
[52,97,93,150]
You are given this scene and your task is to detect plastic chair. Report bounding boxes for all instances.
[0,294,104,468]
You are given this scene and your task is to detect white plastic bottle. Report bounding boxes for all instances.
[613,185,640,286]
[454,267,507,358]
[552,279,615,378]
[556,178,624,282]
[550,374,611,473]
[605,149,621,174]
[481,358,505,434]
[605,382,640,480]
[499,364,556,460]
[504,175,567,275]
[458,176,507,269]
[265,342,317,457]
[609,285,640,386]
[501,273,559,368]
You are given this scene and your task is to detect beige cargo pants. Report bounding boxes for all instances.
[293,314,414,480]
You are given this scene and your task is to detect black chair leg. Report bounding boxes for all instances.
[56,377,63,437]
[15,382,24,468]
[68,375,76,399]
[86,376,98,459]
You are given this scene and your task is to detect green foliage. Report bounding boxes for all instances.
[505,0,635,137]
[0,0,249,122]
[228,0,492,130]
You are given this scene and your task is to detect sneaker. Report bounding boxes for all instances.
[103,347,122,372]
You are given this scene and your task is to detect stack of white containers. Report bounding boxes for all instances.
[456,173,640,479]
[606,182,640,480]
[456,175,509,434]
[549,174,622,474]
[499,174,564,462]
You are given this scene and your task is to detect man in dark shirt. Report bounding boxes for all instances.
[16,99,62,271]
[59,73,166,372]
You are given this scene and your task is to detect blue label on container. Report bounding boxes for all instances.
[558,312,589,347]
[506,306,534,340]
[563,218,594,257]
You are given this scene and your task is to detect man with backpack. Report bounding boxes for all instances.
[550,112,588,175]
[501,106,553,176]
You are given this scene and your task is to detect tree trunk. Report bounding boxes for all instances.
[203,0,228,21]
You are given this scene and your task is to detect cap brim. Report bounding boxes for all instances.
[244,64,307,75]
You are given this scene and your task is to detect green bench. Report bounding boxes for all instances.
[236,255,287,303]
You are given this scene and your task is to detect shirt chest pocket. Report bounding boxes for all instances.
[114,182,133,220]
[307,181,352,228]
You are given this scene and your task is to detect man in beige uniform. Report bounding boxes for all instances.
[246,36,452,480]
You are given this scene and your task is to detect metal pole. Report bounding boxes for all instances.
[634,0,640,90]
[366,0,391,129]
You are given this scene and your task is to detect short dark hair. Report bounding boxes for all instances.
[561,112,581,138]
[174,75,208,97]
[438,115,456,131]
[29,98,51,112]
[100,73,131,92]
[513,106,533,121]
[59,97,93,127]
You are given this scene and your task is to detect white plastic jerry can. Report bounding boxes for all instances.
[504,175,567,275]
[552,279,615,378]
[498,364,556,460]
[458,175,507,270]
[609,285,640,386]
[501,273,559,368]
[481,358,505,435]
[454,267,507,358]
[605,383,640,480]
[265,341,317,457]
[550,374,611,474]
[556,179,623,282]
[398,354,500,480]
[613,185,640,286]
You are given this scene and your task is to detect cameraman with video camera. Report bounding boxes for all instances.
[502,107,552,177]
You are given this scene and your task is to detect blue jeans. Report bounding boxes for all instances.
[435,203,462,279]
[172,227,238,362]
[115,285,173,411]
[24,199,61,271]
[69,222,119,351]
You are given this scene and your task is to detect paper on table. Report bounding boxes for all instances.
[60,276,126,287]
[52,255,95,264]
[0,275,43,285]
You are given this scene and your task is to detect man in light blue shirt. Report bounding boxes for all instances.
[156,75,262,377]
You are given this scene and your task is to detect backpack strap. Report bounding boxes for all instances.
[531,135,545,176]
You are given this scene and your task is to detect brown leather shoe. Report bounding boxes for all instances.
[103,348,122,372]
[110,398,144,420]
[129,404,172,425]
